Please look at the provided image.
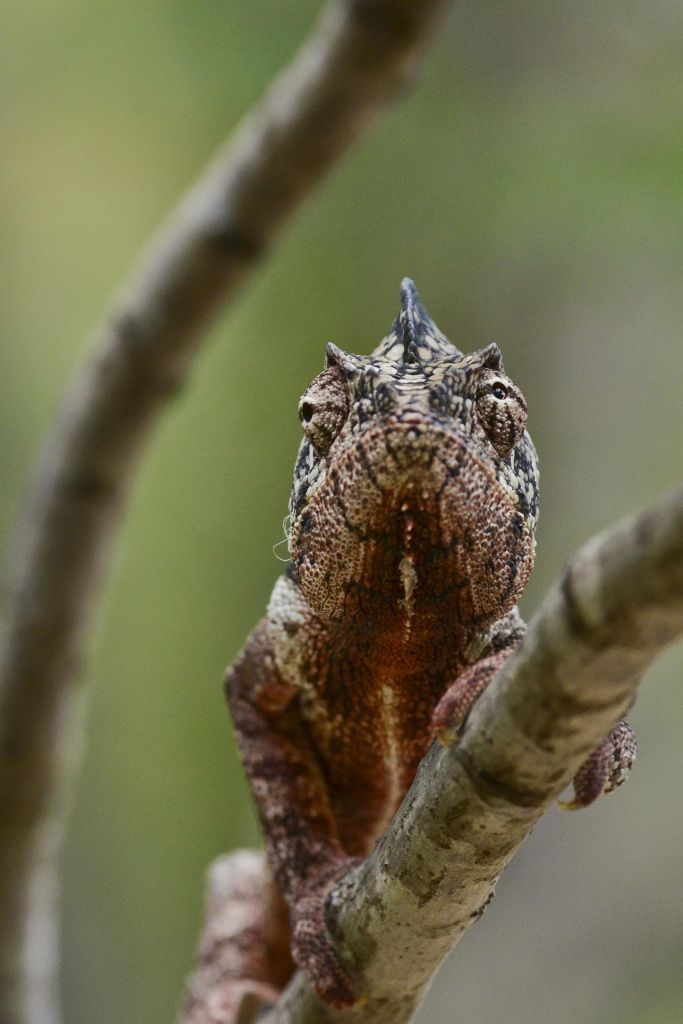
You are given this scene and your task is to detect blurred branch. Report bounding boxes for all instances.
[193,483,683,1024]
[0,3,452,1022]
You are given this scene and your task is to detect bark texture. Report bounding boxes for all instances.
[0,3,452,1023]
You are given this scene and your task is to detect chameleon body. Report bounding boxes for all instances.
[225,280,636,1007]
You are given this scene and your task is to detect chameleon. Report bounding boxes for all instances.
[224,279,637,1009]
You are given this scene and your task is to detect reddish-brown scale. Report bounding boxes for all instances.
[224,280,636,1009]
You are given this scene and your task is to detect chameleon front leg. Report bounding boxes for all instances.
[431,640,637,809]
[559,719,637,810]
[225,621,360,1008]
[431,648,512,745]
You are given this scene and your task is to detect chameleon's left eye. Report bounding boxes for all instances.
[476,370,528,458]
[298,366,350,455]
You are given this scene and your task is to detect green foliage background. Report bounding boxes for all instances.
[2,2,683,1022]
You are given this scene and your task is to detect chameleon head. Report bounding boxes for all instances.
[288,279,539,632]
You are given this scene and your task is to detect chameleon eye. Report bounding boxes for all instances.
[476,371,527,459]
[298,366,350,455]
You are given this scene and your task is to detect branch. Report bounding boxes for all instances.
[247,482,683,1023]
[0,3,452,1022]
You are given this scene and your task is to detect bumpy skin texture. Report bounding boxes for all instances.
[225,280,636,1008]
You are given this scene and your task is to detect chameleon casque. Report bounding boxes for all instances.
[225,279,636,1008]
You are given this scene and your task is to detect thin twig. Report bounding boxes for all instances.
[0,3,452,1022]
[243,482,683,1023]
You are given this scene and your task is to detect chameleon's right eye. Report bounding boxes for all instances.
[475,369,528,459]
[298,366,350,455]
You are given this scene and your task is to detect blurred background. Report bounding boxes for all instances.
[2,1,683,1022]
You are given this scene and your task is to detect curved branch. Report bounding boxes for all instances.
[249,482,683,1022]
[0,3,452,1022]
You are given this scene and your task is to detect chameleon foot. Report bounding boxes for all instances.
[292,897,357,1007]
[291,861,362,1008]
[432,649,513,745]
[559,719,637,810]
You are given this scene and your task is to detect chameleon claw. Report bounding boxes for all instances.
[435,726,459,747]
[557,797,584,812]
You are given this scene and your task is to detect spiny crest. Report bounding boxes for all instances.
[375,278,463,365]
[324,278,500,384]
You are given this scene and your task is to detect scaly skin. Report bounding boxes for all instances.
[225,279,636,1009]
